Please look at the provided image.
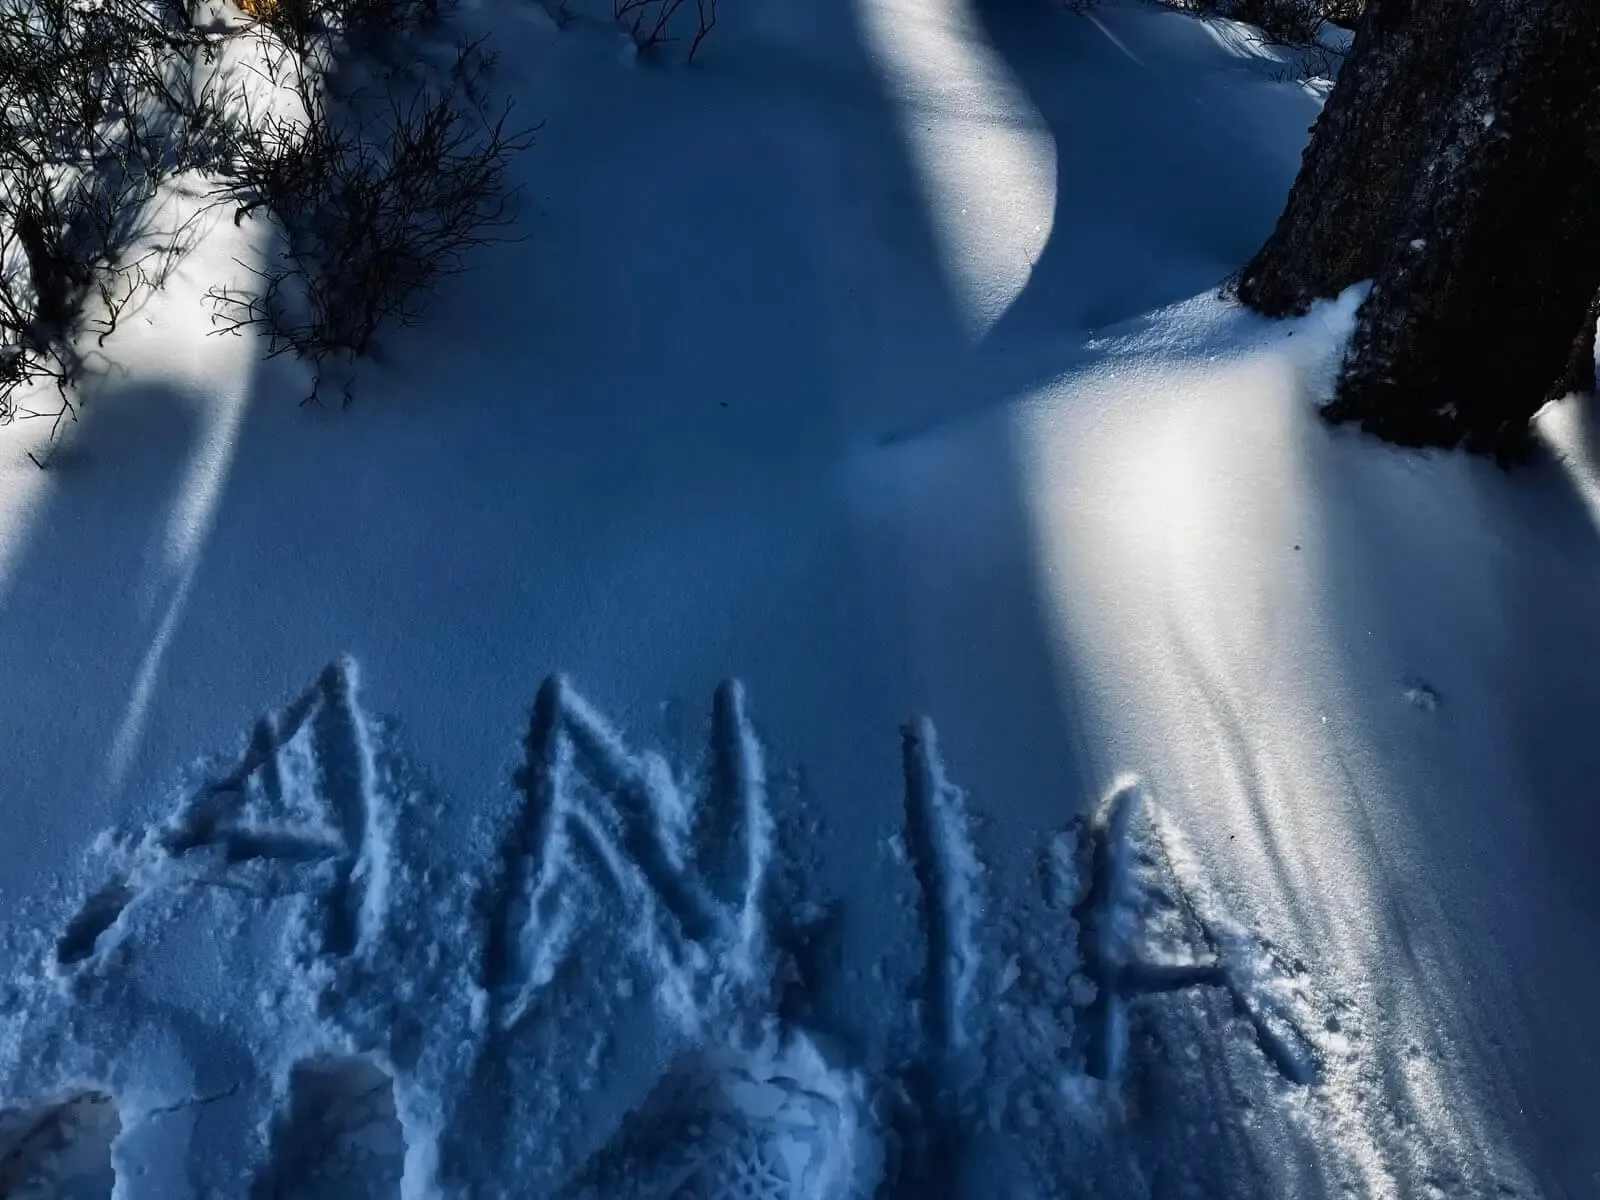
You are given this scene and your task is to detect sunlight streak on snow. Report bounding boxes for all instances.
[1538,396,1600,540]
[99,30,294,791]
[104,379,251,791]
[858,0,1055,340]
[1015,351,1311,680]
[159,367,253,577]
[103,218,264,792]
[106,560,201,790]
[1007,325,1525,1195]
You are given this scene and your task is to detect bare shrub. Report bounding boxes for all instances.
[0,0,535,436]
[209,41,537,399]
[1164,0,1338,47]
[0,0,225,434]
[614,0,716,62]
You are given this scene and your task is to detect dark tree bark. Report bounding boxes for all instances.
[1235,0,1473,317]
[1237,0,1600,456]
[1551,289,1600,400]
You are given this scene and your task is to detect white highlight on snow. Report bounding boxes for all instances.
[104,573,198,791]
[1085,11,1145,69]
[857,0,1056,339]
[722,682,776,969]
[0,453,53,600]
[1019,346,1311,681]
[1197,15,1280,64]
[102,199,267,791]
[904,717,985,1053]
[1145,800,1409,1197]
[158,358,253,578]
[339,661,391,946]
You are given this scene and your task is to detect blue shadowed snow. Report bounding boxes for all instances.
[0,0,1595,1196]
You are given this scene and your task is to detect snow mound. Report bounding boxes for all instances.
[0,659,1462,1197]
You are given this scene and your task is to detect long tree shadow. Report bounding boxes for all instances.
[1280,383,1600,1198]
[0,384,207,931]
[969,0,1318,362]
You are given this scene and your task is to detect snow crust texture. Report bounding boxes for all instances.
[0,0,1591,1194]
[0,662,1377,1199]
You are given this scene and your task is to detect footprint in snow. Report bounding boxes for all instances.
[251,1057,406,1200]
[0,1091,120,1200]
[1402,678,1442,711]
[561,1043,867,1200]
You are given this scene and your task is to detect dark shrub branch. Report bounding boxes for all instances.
[0,0,535,437]
[614,0,716,62]
[208,39,536,396]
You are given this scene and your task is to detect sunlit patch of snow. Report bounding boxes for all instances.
[1007,291,1533,1196]
[1538,394,1600,541]
[857,0,1056,340]
[0,446,55,598]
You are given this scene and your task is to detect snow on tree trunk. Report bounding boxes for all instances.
[1239,0,1600,455]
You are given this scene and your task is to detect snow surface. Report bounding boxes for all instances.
[1,0,1598,1195]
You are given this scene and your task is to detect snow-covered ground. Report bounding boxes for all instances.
[1,0,1598,1195]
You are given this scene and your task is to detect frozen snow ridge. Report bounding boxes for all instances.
[1078,781,1319,1086]
[0,664,1348,1198]
[52,657,385,976]
[449,674,879,1197]
[899,717,984,1059]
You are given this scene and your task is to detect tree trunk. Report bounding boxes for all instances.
[1550,289,1600,401]
[1234,0,1474,317]
[1238,0,1600,455]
